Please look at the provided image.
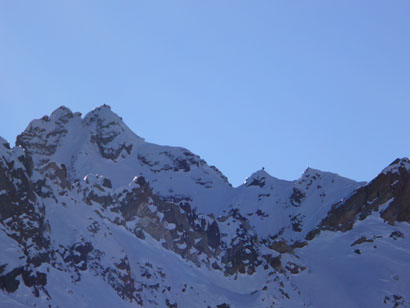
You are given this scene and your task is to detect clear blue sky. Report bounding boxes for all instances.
[1,1,410,186]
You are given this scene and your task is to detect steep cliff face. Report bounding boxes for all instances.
[0,138,50,297]
[307,158,410,240]
[1,106,410,308]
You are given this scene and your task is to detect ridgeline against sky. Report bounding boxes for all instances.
[1,1,410,186]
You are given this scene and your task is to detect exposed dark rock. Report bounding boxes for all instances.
[285,262,306,274]
[116,177,224,267]
[206,221,221,249]
[108,256,142,303]
[307,159,410,239]
[270,240,293,254]
[22,270,47,288]
[16,108,70,161]
[247,177,265,188]
[255,209,269,218]
[102,177,112,188]
[173,158,190,172]
[39,162,71,190]
[291,241,307,249]
[0,267,23,293]
[290,214,304,232]
[165,298,178,308]
[290,188,305,207]
[262,254,282,272]
[219,209,262,275]
[64,242,94,271]
[384,294,406,307]
[29,253,51,267]
[351,236,374,246]
[0,149,50,250]
[390,231,404,240]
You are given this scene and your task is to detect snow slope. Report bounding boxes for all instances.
[1,105,409,308]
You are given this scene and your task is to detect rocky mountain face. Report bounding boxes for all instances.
[1,105,409,308]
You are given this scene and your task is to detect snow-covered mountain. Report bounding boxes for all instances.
[1,105,409,308]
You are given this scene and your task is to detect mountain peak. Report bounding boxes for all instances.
[83,105,145,160]
[382,157,410,175]
[84,104,121,124]
[251,168,269,177]
[50,106,74,121]
[244,168,277,187]
[301,167,325,177]
[299,167,353,182]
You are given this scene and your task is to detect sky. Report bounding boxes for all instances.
[1,0,410,187]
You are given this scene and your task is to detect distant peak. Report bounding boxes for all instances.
[84,104,123,124]
[249,168,272,179]
[295,166,361,193]
[252,168,270,177]
[300,167,350,180]
[382,157,410,175]
[244,168,271,187]
[83,105,144,141]
[301,167,325,178]
[50,106,74,120]
[295,167,326,190]
[93,104,112,113]
[389,157,410,166]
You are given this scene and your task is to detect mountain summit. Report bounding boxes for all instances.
[1,106,410,308]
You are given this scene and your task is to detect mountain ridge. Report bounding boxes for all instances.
[16,105,365,188]
[1,105,409,308]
